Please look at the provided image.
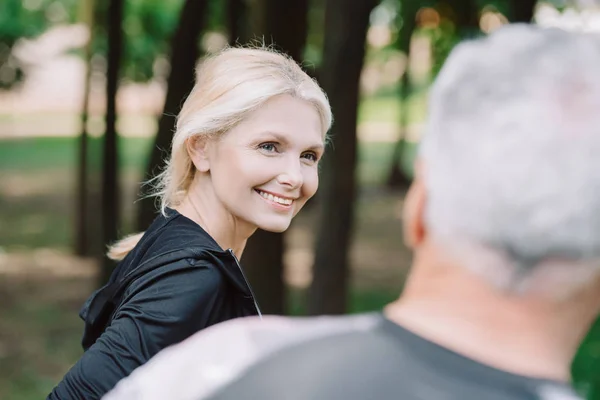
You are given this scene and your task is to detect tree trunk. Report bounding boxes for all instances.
[75,59,91,256]
[263,0,309,61]
[511,0,537,23]
[431,0,479,77]
[100,0,124,285]
[385,71,413,189]
[308,0,378,315]
[448,0,480,37]
[386,1,418,189]
[240,0,309,315]
[227,0,248,45]
[75,0,95,257]
[137,0,210,230]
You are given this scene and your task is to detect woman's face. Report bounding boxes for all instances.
[198,94,325,233]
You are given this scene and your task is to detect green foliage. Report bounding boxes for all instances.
[1,0,187,88]
[121,0,183,82]
[543,0,569,11]
[475,0,511,15]
[573,318,600,400]
[90,0,184,83]
[0,0,77,89]
[304,0,327,66]
[206,0,227,31]
[426,20,463,78]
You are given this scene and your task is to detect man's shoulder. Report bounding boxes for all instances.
[103,313,383,400]
[103,312,583,400]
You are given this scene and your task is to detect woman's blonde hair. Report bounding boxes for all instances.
[107,46,333,261]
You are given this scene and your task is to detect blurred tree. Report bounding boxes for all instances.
[136,0,210,230]
[121,0,182,81]
[0,0,180,90]
[428,0,480,78]
[510,0,537,22]
[227,0,249,45]
[304,0,327,70]
[82,0,184,261]
[240,0,310,315]
[100,0,125,285]
[308,0,380,315]
[447,0,480,36]
[75,0,95,257]
[91,0,183,83]
[0,0,77,89]
[385,0,537,190]
[386,0,422,189]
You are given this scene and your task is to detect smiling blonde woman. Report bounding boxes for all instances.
[47,47,332,400]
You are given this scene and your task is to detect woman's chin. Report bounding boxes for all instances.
[256,218,292,233]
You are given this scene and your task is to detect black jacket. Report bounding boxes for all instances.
[47,209,260,400]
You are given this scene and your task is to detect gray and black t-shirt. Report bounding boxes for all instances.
[104,313,582,400]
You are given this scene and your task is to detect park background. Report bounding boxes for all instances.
[1,0,600,398]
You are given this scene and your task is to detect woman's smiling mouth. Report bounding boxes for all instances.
[254,189,295,207]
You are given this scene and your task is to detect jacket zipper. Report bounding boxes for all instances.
[227,249,263,319]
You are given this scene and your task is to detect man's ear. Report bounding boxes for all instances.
[403,161,427,249]
[187,136,211,173]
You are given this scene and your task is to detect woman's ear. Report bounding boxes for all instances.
[187,136,211,173]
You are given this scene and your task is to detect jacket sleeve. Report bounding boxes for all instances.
[47,261,225,400]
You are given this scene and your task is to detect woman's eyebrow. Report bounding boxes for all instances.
[306,143,325,152]
[257,131,324,151]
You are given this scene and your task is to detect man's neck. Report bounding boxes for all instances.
[384,250,599,382]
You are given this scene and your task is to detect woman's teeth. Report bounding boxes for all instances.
[256,190,293,206]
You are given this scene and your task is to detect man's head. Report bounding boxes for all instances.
[404,24,600,299]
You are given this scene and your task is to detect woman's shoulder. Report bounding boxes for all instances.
[127,255,225,295]
[116,213,229,298]
[139,210,222,260]
[119,254,228,317]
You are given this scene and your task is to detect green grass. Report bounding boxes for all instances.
[0,136,153,171]
[357,140,417,185]
[358,92,428,125]
[0,278,88,400]
[0,194,72,250]
[0,136,152,251]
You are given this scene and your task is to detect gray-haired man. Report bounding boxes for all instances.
[104,24,599,400]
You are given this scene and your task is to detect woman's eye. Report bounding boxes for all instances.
[302,152,318,162]
[258,143,277,152]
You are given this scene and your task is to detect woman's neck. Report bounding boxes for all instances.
[176,193,254,258]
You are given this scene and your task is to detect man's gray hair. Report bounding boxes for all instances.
[420,24,600,292]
